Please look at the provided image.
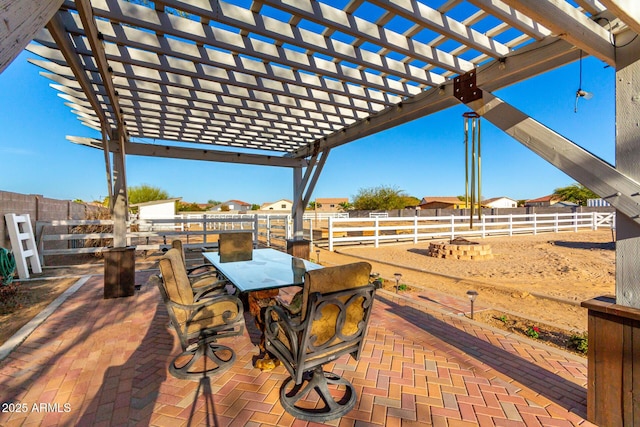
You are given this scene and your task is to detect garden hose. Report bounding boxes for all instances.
[0,247,16,285]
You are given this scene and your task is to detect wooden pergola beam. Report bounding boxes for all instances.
[291,37,580,158]
[67,137,307,168]
[501,0,616,66]
[0,0,63,73]
[600,0,640,35]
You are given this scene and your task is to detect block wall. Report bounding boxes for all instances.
[0,190,106,250]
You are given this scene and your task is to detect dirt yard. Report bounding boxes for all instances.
[317,229,616,333]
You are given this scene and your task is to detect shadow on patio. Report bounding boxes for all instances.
[0,270,594,426]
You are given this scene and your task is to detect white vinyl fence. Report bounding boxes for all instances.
[327,212,615,251]
[36,213,318,264]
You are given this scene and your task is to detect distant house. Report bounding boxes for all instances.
[261,199,293,211]
[418,196,467,210]
[130,198,180,231]
[587,198,611,207]
[315,198,349,212]
[525,195,562,207]
[482,197,518,208]
[209,199,252,212]
[554,200,580,207]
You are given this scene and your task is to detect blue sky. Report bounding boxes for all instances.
[0,49,614,205]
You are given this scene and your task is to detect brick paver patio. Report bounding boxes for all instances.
[0,269,594,426]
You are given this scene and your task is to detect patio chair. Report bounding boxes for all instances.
[218,231,254,262]
[264,262,379,421]
[155,248,244,380]
[171,239,228,299]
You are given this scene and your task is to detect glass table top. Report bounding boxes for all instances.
[203,248,322,292]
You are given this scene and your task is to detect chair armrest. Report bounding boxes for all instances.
[264,304,304,359]
[187,264,217,277]
[168,294,244,324]
[193,281,228,301]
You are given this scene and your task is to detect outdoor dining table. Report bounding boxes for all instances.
[202,248,322,369]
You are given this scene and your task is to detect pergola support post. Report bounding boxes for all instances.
[458,53,640,425]
[289,150,330,259]
[581,36,640,427]
[104,126,134,299]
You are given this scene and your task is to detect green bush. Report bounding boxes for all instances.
[569,333,588,354]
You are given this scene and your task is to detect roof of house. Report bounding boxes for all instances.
[419,197,464,205]
[260,199,293,208]
[129,198,181,208]
[316,198,349,204]
[526,195,560,203]
[482,196,517,204]
[222,199,251,206]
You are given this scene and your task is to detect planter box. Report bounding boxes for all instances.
[581,296,640,427]
[103,246,135,299]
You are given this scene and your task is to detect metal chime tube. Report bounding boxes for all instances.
[463,112,482,229]
[477,118,482,221]
[464,119,469,210]
[471,119,476,227]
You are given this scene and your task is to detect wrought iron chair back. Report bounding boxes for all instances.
[264,261,379,421]
[155,248,244,379]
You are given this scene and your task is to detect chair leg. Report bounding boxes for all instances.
[169,336,236,380]
[279,366,357,422]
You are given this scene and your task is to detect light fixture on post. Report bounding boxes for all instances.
[466,290,478,319]
[575,50,593,113]
[394,273,402,294]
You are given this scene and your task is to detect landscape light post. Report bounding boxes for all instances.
[466,290,478,319]
[394,273,402,294]
[316,249,320,264]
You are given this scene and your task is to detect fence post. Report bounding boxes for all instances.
[201,216,207,244]
[267,215,272,246]
[414,216,418,244]
[574,211,579,232]
[508,214,513,236]
[533,213,537,235]
[253,215,259,246]
[374,218,379,248]
[593,211,597,230]
[554,213,559,233]
[481,215,486,238]
[450,215,455,240]
[328,217,334,252]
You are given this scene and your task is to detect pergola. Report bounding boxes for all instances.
[2,1,640,424]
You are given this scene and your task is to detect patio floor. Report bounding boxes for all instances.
[0,269,594,426]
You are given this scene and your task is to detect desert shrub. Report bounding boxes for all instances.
[526,326,540,339]
[569,333,588,354]
[0,282,21,313]
[69,209,113,251]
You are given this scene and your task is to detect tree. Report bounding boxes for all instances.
[307,201,316,210]
[177,202,205,212]
[251,204,261,210]
[207,199,222,206]
[400,196,421,208]
[128,184,170,205]
[352,186,411,210]
[338,201,353,211]
[552,183,599,206]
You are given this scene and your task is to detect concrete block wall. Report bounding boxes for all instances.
[0,190,105,250]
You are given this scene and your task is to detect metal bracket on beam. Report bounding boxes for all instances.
[454,70,482,104]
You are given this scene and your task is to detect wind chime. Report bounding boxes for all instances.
[463,112,482,228]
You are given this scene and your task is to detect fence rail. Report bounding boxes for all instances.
[35,214,314,264]
[327,212,615,251]
[35,211,614,262]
